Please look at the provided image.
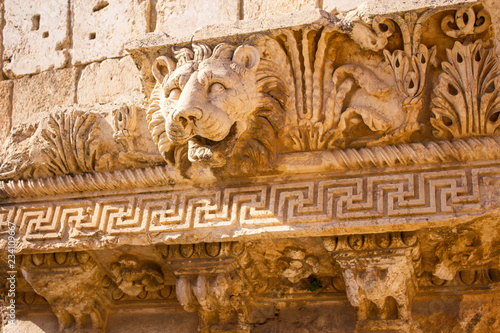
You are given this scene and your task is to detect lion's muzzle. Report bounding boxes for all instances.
[166,105,234,144]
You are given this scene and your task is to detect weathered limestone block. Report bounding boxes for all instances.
[2,0,69,77]
[155,0,240,37]
[345,0,477,19]
[72,0,150,64]
[0,81,13,143]
[323,0,367,13]
[243,0,317,19]
[11,68,78,126]
[77,56,143,105]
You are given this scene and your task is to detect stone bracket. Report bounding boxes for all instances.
[20,252,110,332]
[324,232,422,331]
[162,242,272,332]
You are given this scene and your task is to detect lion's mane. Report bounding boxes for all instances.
[146,43,286,176]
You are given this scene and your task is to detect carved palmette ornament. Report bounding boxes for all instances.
[431,40,500,139]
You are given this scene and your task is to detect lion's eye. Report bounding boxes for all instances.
[167,88,181,100]
[209,83,226,94]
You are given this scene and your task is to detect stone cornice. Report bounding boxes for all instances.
[1,136,500,200]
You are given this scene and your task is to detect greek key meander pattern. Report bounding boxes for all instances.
[1,167,499,241]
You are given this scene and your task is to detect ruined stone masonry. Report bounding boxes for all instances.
[1,0,500,332]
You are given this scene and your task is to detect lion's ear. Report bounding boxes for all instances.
[152,56,176,82]
[232,45,260,71]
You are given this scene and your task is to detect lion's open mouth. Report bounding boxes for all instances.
[187,122,241,167]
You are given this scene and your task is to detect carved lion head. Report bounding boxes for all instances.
[147,43,286,175]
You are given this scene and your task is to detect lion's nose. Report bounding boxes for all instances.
[172,107,203,128]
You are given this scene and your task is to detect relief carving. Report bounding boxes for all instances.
[431,40,500,139]
[2,2,500,332]
[275,17,434,150]
[113,105,138,152]
[40,111,115,177]
[147,43,285,175]
[0,110,117,181]
[0,5,497,182]
[109,254,165,297]
[0,109,120,181]
[441,6,491,38]
[276,247,320,284]
[0,105,166,181]
[112,105,165,168]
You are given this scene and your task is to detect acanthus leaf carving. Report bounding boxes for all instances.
[0,109,121,181]
[431,40,500,139]
[41,110,108,176]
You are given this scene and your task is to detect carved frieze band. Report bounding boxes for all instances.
[2,137,500,199]
[1,165,498,244]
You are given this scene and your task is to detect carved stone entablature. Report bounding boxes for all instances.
[0,3,497,183]
[1,1,500,332]
[19,252,109,332]
[324,232,422,331]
